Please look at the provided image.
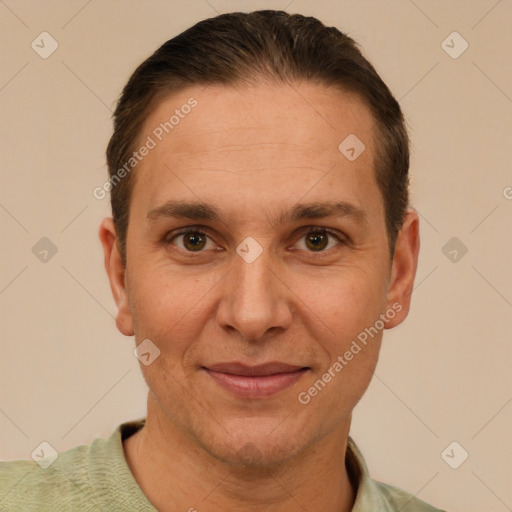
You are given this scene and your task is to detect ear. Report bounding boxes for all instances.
[384,208,420,329]
[98,218,134,336]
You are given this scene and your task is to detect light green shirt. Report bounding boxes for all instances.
[0,418,446,511]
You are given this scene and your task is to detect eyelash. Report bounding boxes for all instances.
[164,225,346,256]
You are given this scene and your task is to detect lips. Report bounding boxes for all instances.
[203,362,309,398]
[206,362,306,376]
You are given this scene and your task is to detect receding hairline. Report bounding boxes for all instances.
[130,78,381,185]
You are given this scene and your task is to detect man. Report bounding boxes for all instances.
[0,10,446,511]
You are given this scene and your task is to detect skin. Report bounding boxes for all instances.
[99,81,419,512]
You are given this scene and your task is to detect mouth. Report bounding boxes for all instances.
[202,362,310,398]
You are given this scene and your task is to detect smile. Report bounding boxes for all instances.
[202,362,310,398]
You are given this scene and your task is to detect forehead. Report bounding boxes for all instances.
[131,82,381,223]
[141,82,375,157]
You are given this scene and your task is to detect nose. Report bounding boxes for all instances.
[216,247,293,342]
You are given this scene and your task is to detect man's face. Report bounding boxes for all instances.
[104,82,416,465]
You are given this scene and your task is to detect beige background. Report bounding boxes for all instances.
[1,1,511,511]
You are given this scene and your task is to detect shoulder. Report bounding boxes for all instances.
[373,480,447,512]
[0,419,152,512]
[0,443,91,511]
[346,436,447,512]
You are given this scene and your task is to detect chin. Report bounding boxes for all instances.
[193,415,313,468]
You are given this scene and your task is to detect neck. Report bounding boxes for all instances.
[123,396,356,512]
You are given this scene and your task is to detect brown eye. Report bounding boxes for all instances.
[168,229,215,252]
[183,232,207,251]
[305,231,329,251]
[294,228,344,253]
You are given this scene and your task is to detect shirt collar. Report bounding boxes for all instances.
[104,420,393,511]
[347,435,394,511]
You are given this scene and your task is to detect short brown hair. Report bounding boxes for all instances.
[106,10,409,264]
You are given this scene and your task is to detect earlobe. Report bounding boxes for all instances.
[98,218,134,336]
[384,208,420,329]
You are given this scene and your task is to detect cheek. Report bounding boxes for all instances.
[294,265,387,400]
[127,266,212,352]
[300,268,386,338]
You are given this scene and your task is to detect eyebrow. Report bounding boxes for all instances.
[146,200,367,226]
